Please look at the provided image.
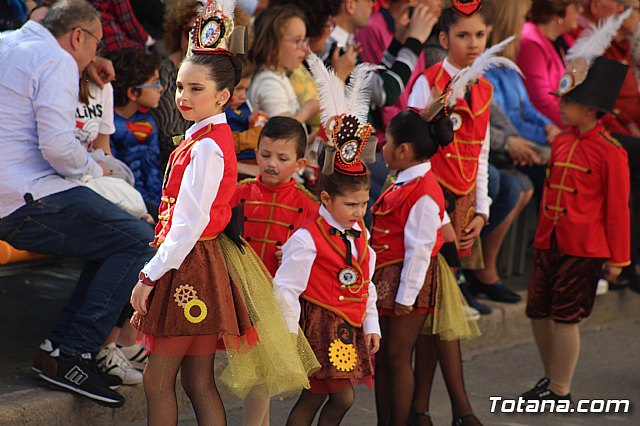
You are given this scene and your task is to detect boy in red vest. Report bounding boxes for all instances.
[523,52,630,401]
[232,116,319,277]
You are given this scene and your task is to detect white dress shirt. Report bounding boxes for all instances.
[407,58,492,218]
[274,205,381,337]
[0,21,103,218]
[393,163,443,306]
[142,114,227,281]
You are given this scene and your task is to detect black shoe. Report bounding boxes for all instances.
[452,412,482,426]
[533,388,572,403]
[468,275,522,303]
[410,411,434,426]
[520,377,550,399]
[39,349,125,407]
[459,278,492,315]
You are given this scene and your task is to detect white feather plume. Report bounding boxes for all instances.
[566,8,631,64]
[196,0,235,18]
[344,63,382,123]
[217,0,236,19]
[448,35,521,107]
[307,53,348,129]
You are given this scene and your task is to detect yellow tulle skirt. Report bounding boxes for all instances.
[217,234,320,398]
[422,254,481,341]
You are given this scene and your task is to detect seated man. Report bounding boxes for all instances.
[0,0,154,408]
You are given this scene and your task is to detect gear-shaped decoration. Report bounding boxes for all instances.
[375,279,392,304]
[328,324,358,372]
[174,284,197,308]
[328,340,358,372]
[333,115,370,168]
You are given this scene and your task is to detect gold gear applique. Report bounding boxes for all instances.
[174,284,197,308]
[328,340,358,372]
[376,279,392,303]
[184,299,208,323]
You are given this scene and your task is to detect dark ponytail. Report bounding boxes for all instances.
[184,53,243,107]
[387,110,454,161]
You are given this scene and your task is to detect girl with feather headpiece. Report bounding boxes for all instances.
[273,53,381,425]
[130,1,319,423]
[407,1,519,424]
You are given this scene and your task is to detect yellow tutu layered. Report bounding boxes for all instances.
[218,235,320,398]
[422,254,481,341]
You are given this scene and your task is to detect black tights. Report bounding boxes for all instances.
[375,313,427,426]
[412,335,480,425]
[286,387,355,426]
[144,352,226,426]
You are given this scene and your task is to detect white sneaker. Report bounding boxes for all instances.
[96,343,143,385]
[596,278,609,296]
[117,343,149,371]
[463,305,480,321]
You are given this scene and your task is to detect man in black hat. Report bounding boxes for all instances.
[522,55,631,401]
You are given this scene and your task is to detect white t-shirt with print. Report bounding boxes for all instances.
[75,81,115,149]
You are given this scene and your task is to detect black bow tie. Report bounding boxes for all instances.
[329,227,361,265]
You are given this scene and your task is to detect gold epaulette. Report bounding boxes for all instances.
[237,177,257,186]
[600,132,622,148]
[295,183,320,203]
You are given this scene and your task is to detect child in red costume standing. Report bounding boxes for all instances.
[522,15,631,402]
[275,54,381,426]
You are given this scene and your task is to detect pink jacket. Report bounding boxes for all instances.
[517,22,566,127]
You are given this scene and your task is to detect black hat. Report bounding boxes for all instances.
[554,56,628,115]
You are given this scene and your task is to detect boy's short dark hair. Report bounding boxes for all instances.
[258,116,307,159]
[237,54,256,80]
[105,48,161,107]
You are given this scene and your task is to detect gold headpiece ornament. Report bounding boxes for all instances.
[307,53,380,176]
[189,0,247,56]
[556,8,632,96]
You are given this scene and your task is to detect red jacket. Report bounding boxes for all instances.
[231,177,319,276]
[371,172,444,270]
[152,123,237,247]
[534,124,630,266]
[423,61,493,196]
[301,214,371,327]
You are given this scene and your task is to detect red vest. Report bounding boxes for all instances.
[371,171,445,270]
[301,214,371,327]
[152,123,237,247]
[231,177,319,276]
[423,62,493,195]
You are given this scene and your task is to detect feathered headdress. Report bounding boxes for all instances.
[307,53,380,176]
[556,8,632,96]
[421,35,520,122]
[451,0,482,17]
[189,0,247,55]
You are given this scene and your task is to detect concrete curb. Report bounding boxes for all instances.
[1,289,639,425]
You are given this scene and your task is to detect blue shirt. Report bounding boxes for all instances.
[0,21,102,218]
[111,110,162,205]
[485,67,551,145]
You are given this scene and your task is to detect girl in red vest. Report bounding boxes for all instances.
[129,1,318,424]
[408,1,492,266]
[373,109,482,426]
[275,54,381,425]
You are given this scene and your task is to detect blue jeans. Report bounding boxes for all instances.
[0,187,155,355]
[483,164,522,235]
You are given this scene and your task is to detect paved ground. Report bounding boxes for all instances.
[2,260,639,425]
[124,318,640,426]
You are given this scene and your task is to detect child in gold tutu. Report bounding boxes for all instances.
[130,1,317,424]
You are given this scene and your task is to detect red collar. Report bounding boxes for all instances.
[255,175,297,193]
